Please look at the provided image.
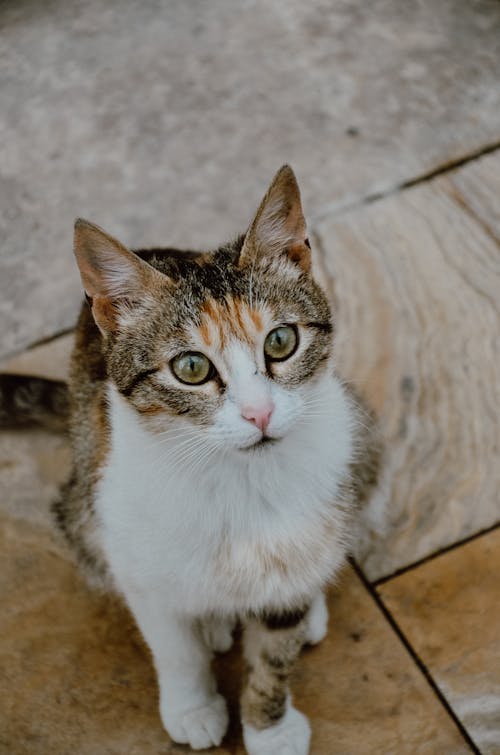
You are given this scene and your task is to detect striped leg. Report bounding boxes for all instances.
[241,607,311,755]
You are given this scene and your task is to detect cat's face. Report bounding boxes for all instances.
[74,166,333,453]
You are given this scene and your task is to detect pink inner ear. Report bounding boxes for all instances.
[239,165,311,269]
[288,241,311,271]
[74,218,148,302]
[73,219,159,336]
[91,295,121,335]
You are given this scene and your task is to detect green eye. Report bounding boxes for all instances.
[264,325,298,361]
[171,352,213,385]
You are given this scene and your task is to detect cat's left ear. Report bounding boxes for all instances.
[239,165,311,272]
[73,219,170,336]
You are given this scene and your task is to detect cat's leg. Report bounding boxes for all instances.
[201,614,236,654]
[303,590,329,646]
[241,608,311,755]
[124,587,228,750]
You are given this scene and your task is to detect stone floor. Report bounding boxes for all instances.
[1,1,500,753]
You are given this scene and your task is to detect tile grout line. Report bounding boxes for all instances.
[372,520,500,588]
[0,326,75,364]
[312,139,500,223]
[399,140,500,191]
[27,326,75,350]
[349,557,482,754]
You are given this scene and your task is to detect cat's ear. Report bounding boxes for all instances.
[73,219,167,336]
[239,165,311,272]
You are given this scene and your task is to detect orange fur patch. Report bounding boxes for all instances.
[138,404,164,415]
[249,309,263,332]
[199,297,264,350]
[199,321,212,346]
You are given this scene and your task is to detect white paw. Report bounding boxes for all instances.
[162,693,229,750]
[243,704,311,755]
[201,616,236,653]
[304,591,328,646]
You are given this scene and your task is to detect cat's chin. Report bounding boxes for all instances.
[238,436,280,452]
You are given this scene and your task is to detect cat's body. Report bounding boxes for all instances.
[10,167,381,754]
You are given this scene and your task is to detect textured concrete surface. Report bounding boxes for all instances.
[2,0,500,357]
[379,529,500,755]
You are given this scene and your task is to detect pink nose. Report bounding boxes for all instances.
[241,403,274,433]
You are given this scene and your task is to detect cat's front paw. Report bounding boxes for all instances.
[162,693,229,750]
[304,591,328,646]
[243,705,311,755]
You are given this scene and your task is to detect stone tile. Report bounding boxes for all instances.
[0,428,70,531]
[0,332,74,381]
[0,513,470,755]
[378,529,500,754]
[441,150,500,243]
[294,568,469,755]
[2,1,500,356]
[0,520,169,755]
[316,168,500,580]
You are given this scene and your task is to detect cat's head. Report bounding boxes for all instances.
[74,166,334,453]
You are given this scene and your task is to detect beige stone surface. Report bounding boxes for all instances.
[2,0,500,357]
[0,335,74,530]
[316,154,500,579]
[296,568,469,755]
[0,332,74,381]
[441,149,500,243]
[0,428,70,532]
[379,529,500,755]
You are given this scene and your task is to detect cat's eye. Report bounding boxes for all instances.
[171,352,213,385]
[264,325,298,362]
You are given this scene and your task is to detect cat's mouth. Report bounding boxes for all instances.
[239,436,279,452]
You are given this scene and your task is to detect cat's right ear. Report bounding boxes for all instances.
[73,219,168,336]
[238,165,311,272]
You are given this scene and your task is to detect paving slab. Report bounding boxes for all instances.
[379,528,500,755]
[441,150,500,243]
[2,0,500,357]
[0,336,73,530]
[316,153,500,579]
[0,332,74,382]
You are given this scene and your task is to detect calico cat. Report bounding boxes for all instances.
[3,166,380,754]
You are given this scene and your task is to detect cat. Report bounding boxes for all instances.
[2,165,380,754]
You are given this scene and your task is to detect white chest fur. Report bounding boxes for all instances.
[96,375,356,616]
